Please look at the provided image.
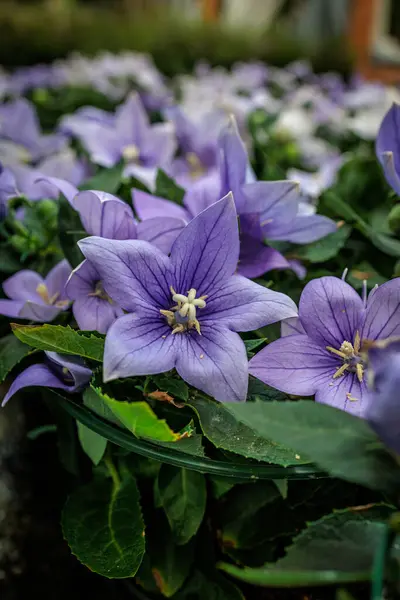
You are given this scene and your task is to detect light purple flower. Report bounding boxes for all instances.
[363,337,400,453]
[376,103,400,195]
[78,195,298,402]
[249,275,400,416]
[66,260,123,334]
[66,92,176,189]
[2,351,91,406]
[287,155,344,199]
[0,163,18,218]
[0,260,71,322]
[0,98,67,161]
[59,106,115,137]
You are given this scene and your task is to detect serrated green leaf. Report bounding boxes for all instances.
[77,421,107,465]
[155,169,185,205]
[62,474,145,578]
[226,401,400,492]
[189,395,305,466]
[155,433,205,457]
[80,162,124,194]
[90,385,179,442]
[11,324,104,361]
[0,333,34,383]
[58,194,85,268]
[83,386,121,424]
[297,224,352,263]
[151,375,189,402]
[157,465,206,545]
[219,505,394,587]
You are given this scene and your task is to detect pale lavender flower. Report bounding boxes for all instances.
[78,195,297,402]
[2,352,91,406]
[249,275,400,416]
[363,337,400,454]
[376,103,400,195]
[0,260,71,322]
[287,155,344,199]
[66,260,123,334]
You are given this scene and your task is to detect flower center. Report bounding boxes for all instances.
[186,152,205,179]
[88,280,112,303]
[160,286,207,335]
[36,283,69,308]
[122,144,140,163]
[326,331,365,382]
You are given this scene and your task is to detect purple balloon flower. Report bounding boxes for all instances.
[363,337,400,454]
[66,259,124,334]
[66,92,176,189]
[0,260,71,322]
[249,275,400,416]
[0,98,67,161]
[2,351,91,406]
[376,103,400,195]
[78,195,298,401]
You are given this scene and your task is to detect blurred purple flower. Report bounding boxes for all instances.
[2,351,91,406]
[66,259,123,334]
[363,337,400,453]
[65,92,176,189]
[0,98,67,161]
[79,195,297,401]
[287,155,344,199]
[0,260,71,322]
[249,275,400,416]
[376,103,400,195]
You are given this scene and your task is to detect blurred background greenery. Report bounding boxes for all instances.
[0,0,353,74]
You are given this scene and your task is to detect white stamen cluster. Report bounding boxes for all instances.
[160,286,207,335]
[122,144,140,162]
[326,331,364,382]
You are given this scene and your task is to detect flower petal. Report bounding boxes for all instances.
[183,172,220,218]
[65,259,97,299]
[103,313,178,381]
[78,236,173,313]
[136,217,185,254]
[249,334,338,396]
[2,364,73,406]
[219,117,247,210]
[267,214,336,243]
[299,276,364,348]
[0,299,25,318]
[34,175,79,205]
[45,259,71,301]
[3,270,44,301]
[18,302,62,322]
[73,191,137,239]
[281,317,306,337]
[170,194,239,293]
[238,236,290,278]
[46,352,92,388]
[242,180,300,216]
[72,296,122,334]
[362,278,400,341]
[203,274,297,331]
[376,103,400,195]
[315,374,366,417]
[132,189,188,221]
[175,325,248,402]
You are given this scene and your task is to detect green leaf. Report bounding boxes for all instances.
[175,569,245,600]
[90,385,179,442]
[348,262,386,290]
[321,191,365,224]
[155,169,185,205]
[210,476,236,499]
[0,333,34,383]
[189,395,305,466]
[244,338,267,358]
[157,465,207,545]
[155,433,205,457]
[247,376,290,402]
[11,324,104,361]
[219,505,393,587]
[62,474,145,578]
[80,162,124,194]
[297,224,352,263]
[77,421,107,465]
[151,375,189,402]
[58,194,85,268]
[225,401,400,492]
[362,228,400,257]
[149,533,194,597]
[83,386,121,424]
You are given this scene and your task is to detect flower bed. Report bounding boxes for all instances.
[1,52,400,598]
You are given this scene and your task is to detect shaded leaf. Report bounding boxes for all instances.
[247,376,290,402]
[189,395,306,466]
[151,375,189,402]
[244,338,267,358]
[157,465,206,545]
[11,324,104,361]
[297,224,352,263]
[77,421,107,465]
[226,401,400,492]
[175,569,245,600]
[0,333,34,383]
[210,476,237,499]
[80,162,124,194]
[58,194,85,268]
[155,169,185,205]
[62,475,145,578]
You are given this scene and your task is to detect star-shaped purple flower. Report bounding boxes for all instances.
[79,195,297,401]
[2,351,91,406]
[0,260,71,322]
[249,275,400,415]
[376,103,400,195]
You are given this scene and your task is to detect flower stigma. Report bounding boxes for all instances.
[160,286,208,335]
[36,283,69,308]
[122,144,140,163]
[186,152,205,179]
[88,280,113,303]
[326,331,364,383]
